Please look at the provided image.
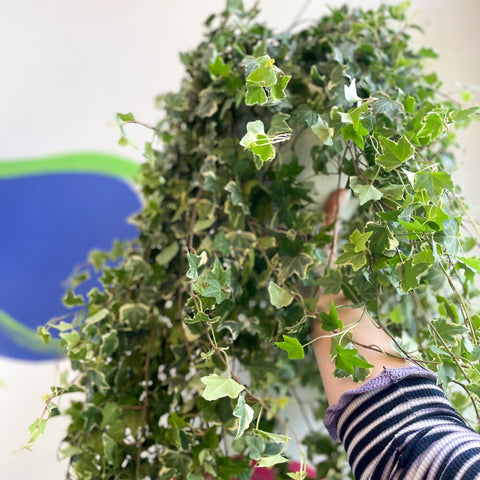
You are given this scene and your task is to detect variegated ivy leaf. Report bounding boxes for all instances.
[200,374,244,401]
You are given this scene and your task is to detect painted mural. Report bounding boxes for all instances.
[0,153,141,360]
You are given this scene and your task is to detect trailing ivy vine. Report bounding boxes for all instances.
[33,2,480,479]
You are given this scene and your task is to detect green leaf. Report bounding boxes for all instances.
[256,454,289,468]
[405,95,415,113]
[275,335,305,359]
[268,113,292,136]
[349,229,373,253]
[247,65,277,87]
[317,269,343,294]
[437,360,457,387]
[319,300,343,331]
[233,396,254,439]
[63,289,84,307]
[275,253,313,280]
[100,330,119,356]
[336,243,367,271]
[156,242,179,266]
[240,121,276,164]
[60,330,81,350]
[414,170,453,202]
[186,252,207,280]
[254,429,290,443]
[344,78,361,103]
[349,176,383,205]
[85,308,110,326]
[376,135,415,171]
[119,303,149,329]
[459,257,480,273]
[246,435,265,460]
[270,75,291,103]
[268,282,294,308]
[335,344,373,375]
[342,122,369,149]
[117,112,135,122]
[434,218,460,255]
[416,112,445,144]
[202,258,231,304]
[102,433,117,465]
[209,55,230,78]
[311,117,333,146]
[365,222,399,254]
[398,250,434,292]
[201,375,244,401]
[432,318,468,344]
[246,83,267,106]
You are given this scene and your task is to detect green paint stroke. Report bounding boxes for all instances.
[0,151,140,180]
[0,309,63,355]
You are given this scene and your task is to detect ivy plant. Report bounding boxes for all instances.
[33,2,480,479]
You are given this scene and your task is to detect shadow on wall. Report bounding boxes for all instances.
[0,152,142,360]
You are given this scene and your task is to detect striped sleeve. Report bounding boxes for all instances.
[324,367,480,479]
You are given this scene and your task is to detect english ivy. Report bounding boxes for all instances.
[34,2,480,480]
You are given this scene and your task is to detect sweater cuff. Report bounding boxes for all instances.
[324,366,437,441]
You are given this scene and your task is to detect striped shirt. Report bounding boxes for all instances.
[324,367,480,479]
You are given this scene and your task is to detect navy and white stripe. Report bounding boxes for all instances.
[334,375,480,479]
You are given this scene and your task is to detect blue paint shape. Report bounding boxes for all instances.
[0,173,141,360]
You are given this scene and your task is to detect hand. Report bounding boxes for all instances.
[311,190,409,406]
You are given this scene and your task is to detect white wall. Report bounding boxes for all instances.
[1,1,479,478]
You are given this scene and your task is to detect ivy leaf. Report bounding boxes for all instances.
[365,222,399,254]
[319,300,343,332]
[268,282,294,308]
[267,113,292,136]
[416,112,445,144]
[349,229,373,253]
[275,253,313,280]
[186,252,207,280]
[376,135,415,171]
[247,64,277,86]
[119,303,149,329]
[254,429,290,443]
[336,243,367,271]
[246,83,267,106]
[203,258,231,304]
[342,122,369,149]
[344,78,361,103]
[60,331,81,350]
[102,433,117,465]
[275,335,305,359]
[256,454,289,468]
[233,396,254,439]
[432,318,468,345]
[459,256,480,273]
[200,375,244,401]
[317,269,343,294]
[434,218,460,255]
[63,289,84,307]
[437,360,457,387]
[414,170,454,202]
[335,344,373,375]
[101,330,119,356]
[156,242,179,266]
[311,117,333,146]
[349,176,383,205]
[270,75,291,102]
[209,55,230,78]
[240,120,276,164]
[398,250,434,292]
[184,311,209,324]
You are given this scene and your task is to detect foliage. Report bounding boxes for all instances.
[35,2,480,479]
